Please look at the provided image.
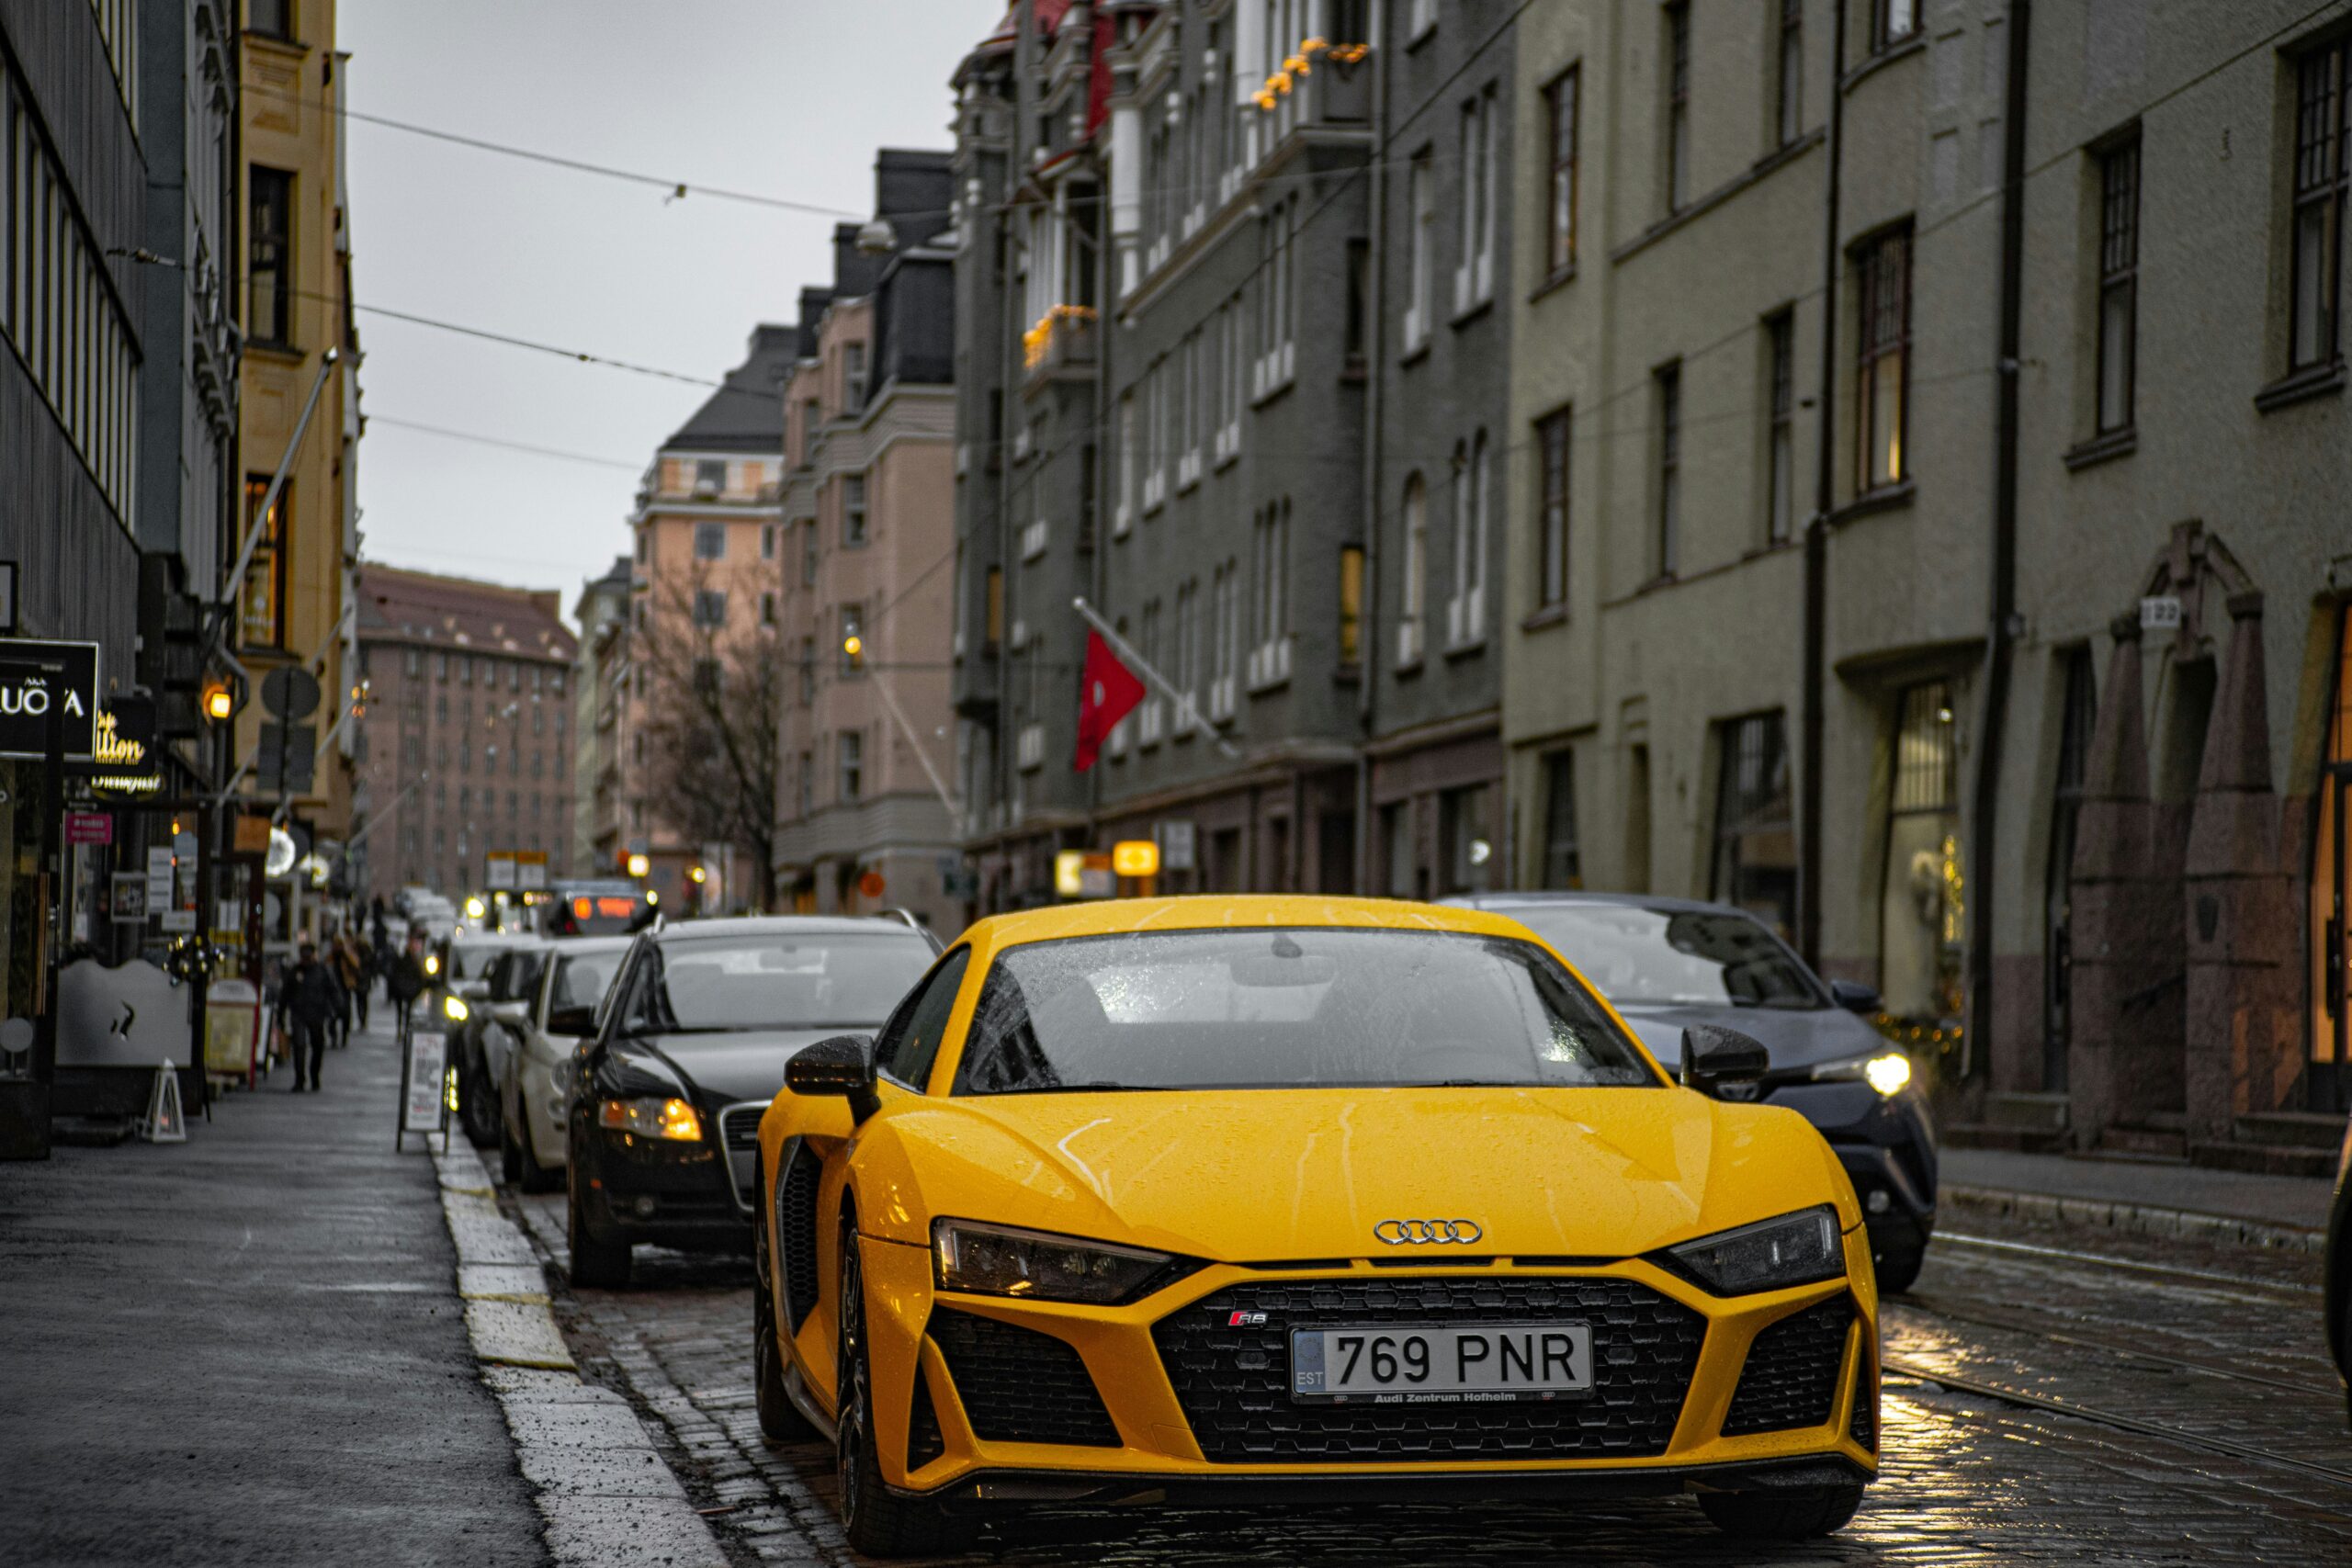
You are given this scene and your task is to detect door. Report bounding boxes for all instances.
[2319,771,2350,1113]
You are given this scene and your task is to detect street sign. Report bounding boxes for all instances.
[64,812,111,846]
[2140,595,2183,631]
[1158,819,1197,873]
[485,853,517,891]
[260,666,320,721]
[258,721,316,795]
[516,850,548,892]
[0,637,100,760]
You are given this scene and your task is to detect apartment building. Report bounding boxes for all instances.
[772,153,963,931]
[1498,1,2352,1158]
[570,556,630,877]
[618,330,790,910]
[351,567,576,901]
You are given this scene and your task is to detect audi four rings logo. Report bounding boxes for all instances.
[1374,1218,1484,1246]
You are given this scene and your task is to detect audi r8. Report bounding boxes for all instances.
[750,897,1880,1556]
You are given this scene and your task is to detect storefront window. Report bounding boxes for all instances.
[2310,607,2352,1113]
[1440,784,1494,896]
[1710,713,1795,938]
[1880,682,1963,1038]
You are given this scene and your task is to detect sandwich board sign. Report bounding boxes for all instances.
[397,1027,449,1150]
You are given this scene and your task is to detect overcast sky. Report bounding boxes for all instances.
[340,0,998,622]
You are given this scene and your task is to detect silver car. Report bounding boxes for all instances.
[498,936,630,1192]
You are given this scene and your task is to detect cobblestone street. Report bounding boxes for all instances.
[503,1190,2352,1566]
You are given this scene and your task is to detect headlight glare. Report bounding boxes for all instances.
[443,993,470,1021]
[598,1096,702,1142]
[933,1218,1182,1304]
[1665,1206,1843,1294]
[1812,1049,1912,1097]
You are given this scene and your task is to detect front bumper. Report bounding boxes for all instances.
[844,1224,1881,1501]
[578,1122,748,1250]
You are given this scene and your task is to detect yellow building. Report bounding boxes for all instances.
[236,0,362,853]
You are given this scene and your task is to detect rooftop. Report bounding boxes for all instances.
[356,563,579,660]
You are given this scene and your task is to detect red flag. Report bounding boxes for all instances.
[1074,628,1147,772]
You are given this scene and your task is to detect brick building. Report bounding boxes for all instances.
[352,565,578,901]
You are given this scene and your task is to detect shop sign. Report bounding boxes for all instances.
[64,811,112,846]
[111,873,147,921]
[145,846,175,906]
[0,638,100,761]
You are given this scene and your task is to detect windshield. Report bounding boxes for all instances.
[1506,905,1824,1010]
[624,932,933,1033]
[492,950,547,1001]
[551,951,626,1014]
[952,929,1658,1094]
[450,943,512,981]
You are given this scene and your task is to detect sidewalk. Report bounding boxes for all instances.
[1938,1145,2335,1249]
[0,1010,548,1567]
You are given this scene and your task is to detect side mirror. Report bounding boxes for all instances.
[545,1003,596,1039]
[1828,978,1882,1013]
[786,1033,880,1123]
[1681,1024,1769,1099]
[459,979,491,1000]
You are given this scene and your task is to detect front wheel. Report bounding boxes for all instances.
[836,1216,973,1558]
[509,1098,560,1195]
[566,1164,631,1288]
[1698,1482,1864,1540]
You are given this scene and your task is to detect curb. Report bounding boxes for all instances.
[433,1142,729,1568]
[1942,1181,2326,1256]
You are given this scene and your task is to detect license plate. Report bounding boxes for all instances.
[1290,1323,1593,1404]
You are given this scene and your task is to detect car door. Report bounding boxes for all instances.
[785,946,972,1409]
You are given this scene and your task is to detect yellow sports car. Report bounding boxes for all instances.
[751,897,1878,1556]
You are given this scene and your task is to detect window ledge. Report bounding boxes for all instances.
[245,339,305,362]
[2253,360,2346,414]
[1841,32,1928,93]
[1529,265,1578,305]
[1520,604,1568,632]
[1829,479,1917,526]
[1399,340,1430,368]
[1443,635,1487,661]
[1451,295,1496,331]
[1393,655,1425,679]
[2062,427,2138,471]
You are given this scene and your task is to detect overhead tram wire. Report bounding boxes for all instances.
[365,415,647,471]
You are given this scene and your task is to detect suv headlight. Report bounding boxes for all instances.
[1663,1206,1844,1294]
[443,994,470,1022]
[1811,1049,1912,1097]
[598,1096,702,1142]
[933,1218,1189,1304]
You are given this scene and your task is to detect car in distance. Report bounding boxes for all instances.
[499,936,631,1193]
[751,896,1880,1557]
[1448,892,1937,1293]
[565,916,937,1288]
[447,934,548,1149]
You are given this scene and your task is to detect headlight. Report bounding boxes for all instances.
[598,1096,702,1142]
[933,1218,1184,1305]
[424,954,441,976]
[443,994,470,1021]
[1664,1206,1844,1294]
[1812,1049,1912,1097]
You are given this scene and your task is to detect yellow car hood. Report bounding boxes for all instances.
[873,1086,1854,1260]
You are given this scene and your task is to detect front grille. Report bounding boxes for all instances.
[717,1102,764,1213]
[908,1363,946,1470]
[930,1309,1119,1448]
[775,1141,822,1330]
[1722,1295,1855,1437]
[1848,1346,1876,1451]
[1152,1276,1704,1463]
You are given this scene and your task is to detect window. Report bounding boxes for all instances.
[873,948,972,1091]
[843,473,868,546]
[1710,713,1796,938]
[2289,39,2347,372]
[761,523,778,560]
[1448,434,1489,646]
[1116,391,1136,525]
[844,342,867,407]
[693,522,726,559]
[1872,0,1918,51]
[2095,136,2141,433]
[1338,546,1364,669]
[692,658,721,698]
[1775,0,1804,148]
[1545,67,1580,276]
[1252,501,1290,660]
[1398,475,1428,665]
[838,729,865,801]
[1664,5,1690,214]
[1408,0,1437,41]
[404,649,422,678]
[801,518,819,587]
[1406,151,1434,352]
[1455,89,1498,312]
[693,590,727,627]
[1856,227,1912,491]
[247,166,292,344]
[1536,408,1570,609]
[1881,682,1962,1023]
[797,637,815,705]
[239,475,289,649]
[1439,784,1495,895]
[1655,364,1681,578]
[797,750,814,817]
[801,397,821,463]
[839,604,864,674]
[761,592,778,626]
[1766,310,1797,542]
[248,0,293,37]
[1542,750,1582,888]
[984,567,1004,652]
[694,458,726,494]
[458,656,473,686]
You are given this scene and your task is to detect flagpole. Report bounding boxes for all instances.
[1072,597,1241,761]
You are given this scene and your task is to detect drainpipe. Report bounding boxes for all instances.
[1800,0,1849,970]
[1352,16,1392,895]
[1962,1,2032,1081]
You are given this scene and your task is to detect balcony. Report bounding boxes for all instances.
[1022,304,1097,382]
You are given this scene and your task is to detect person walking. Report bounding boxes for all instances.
[345,931,375,1032]
[387,931,430,1049]
[332,934,367,1041]
[284,940,342,1091]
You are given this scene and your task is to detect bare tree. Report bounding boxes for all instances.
[628,562,784,910]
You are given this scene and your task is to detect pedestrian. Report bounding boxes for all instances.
[387,931,430,1049]
[346,931,375,1031]
[283,940,341,1090]
[333,934,368,1041]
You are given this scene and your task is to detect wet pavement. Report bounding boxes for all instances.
[500,1179,2352,1567]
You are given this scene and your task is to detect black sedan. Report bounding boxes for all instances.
[1451,891,1938,1292]
[564,914,937,1287]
